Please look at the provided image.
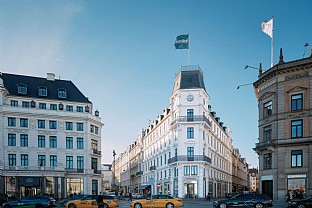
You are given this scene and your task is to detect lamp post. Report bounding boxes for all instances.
[113,150,116,192]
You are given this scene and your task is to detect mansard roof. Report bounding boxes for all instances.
[172,68,206,94]
[1,72,91,103]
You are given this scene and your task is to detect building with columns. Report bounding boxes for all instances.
[0,72,103,200]
[115,66,240,198]
[253,49,312,201]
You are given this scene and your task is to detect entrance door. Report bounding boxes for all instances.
[262,180,273,199]
[20,186,40,197]
[187,183,194,198]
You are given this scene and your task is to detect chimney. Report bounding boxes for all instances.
[47,73,55,81]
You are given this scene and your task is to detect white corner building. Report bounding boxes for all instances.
[0,72,103,200]
[115,66,233,198]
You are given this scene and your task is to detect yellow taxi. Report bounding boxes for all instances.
[130,194,183,208]
[66,195,119,208]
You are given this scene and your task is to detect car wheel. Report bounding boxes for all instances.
[166,203,174,208]
[103,203,109,208]
[255,203,263,208]
[68,203,77,208]
[219,203,227,208]
[298,205,305,208]
[35,204,43,208]
[134,203,142,208]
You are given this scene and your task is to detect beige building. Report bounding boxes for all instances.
[248,168,259,193]
[253,49,312,201]
[231,148,249,193]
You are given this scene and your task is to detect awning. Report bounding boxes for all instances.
[138,185,151,189]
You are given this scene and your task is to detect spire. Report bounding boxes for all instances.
[258,63,263,76]
[278,48,284,64]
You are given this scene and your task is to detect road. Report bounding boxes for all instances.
[117,199,287,208]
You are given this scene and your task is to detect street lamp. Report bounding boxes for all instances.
[244,63,263,76]
[113,150,116,192]
[237,83,254,90]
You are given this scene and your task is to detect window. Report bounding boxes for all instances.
[9,154,16,166]
[187,109,194,121]
[38,120,45,129]
[21,154,28,166]
[8,117,16,127]
[263,101,272,117]
[39,103,46,109]
[50,136,57,148]
[20,118,28,128]
[91,158,98,170]
[38,135,45,147]
[58,103,64,110]
[291,150,302,167]
[66,137,73,149]
[18,85,27,94]
[291,94,303,111]
[50,104,57,110]
[58,89,67,98]
[291,120,303,138]
[38,155,46,166]
[187,127,194,139]
[8,134,16,146]
[184,166,190,175]
[77,106,83,112]
[77,123,83,131]
[263,125,272,141]
[191,165,198,175]
[66,105,73,112]
[66,156,73,169]
[22,101,30,108]
[66,122,73,130]
[263,153,272,169]
[77,156,84,169]
[49,120,57,129]
[91,140,98,150]
[95,126,99,134]
[50,155,57,167]
[11,100,18,107]
[38,87,47,96]
[90,125,95,133]
[20,134,28,147]
[187,147,194,158]
[77,138,84,149]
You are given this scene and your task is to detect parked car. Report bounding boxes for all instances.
[65,195,119,208]
[2,195,57,208]
[132,193,144,199]
[0,194,8,207]
[213,193,273,208]
[59,195,88,207]
[130,194,183,208]
[287,196,312,208]
[226,193,238,199]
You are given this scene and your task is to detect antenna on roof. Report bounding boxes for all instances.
[303,42,309,58]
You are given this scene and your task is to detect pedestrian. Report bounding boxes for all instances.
[97,192,103,208]
[128,192,132,202]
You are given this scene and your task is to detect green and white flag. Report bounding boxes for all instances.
[175,34,189,49]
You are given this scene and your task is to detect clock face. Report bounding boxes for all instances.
[187,94,194,102]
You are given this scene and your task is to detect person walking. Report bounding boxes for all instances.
[97,192,104,208]
[128,192,132,202]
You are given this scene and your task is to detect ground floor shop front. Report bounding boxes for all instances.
[0,173,102,200]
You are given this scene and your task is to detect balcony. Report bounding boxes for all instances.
[168,155,211,164]
[149,165,156,171]
[4,166,65,171]
[92,149,101,155]
[171,115,211,127]
[254,137,312,151]
[65,168,84,173]
[93,169,101,174]
[136,171,143,176]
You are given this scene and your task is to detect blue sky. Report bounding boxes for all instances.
[1,0,311,168]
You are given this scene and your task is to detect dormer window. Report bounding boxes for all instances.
[38,87,47,96]
[18,84,27,94]
[58,89,67,98]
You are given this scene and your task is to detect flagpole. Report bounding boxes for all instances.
[271,16,274,67]
[188,33,190,70]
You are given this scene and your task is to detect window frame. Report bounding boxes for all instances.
[49,120,57,129]
[58,89,67,98]
[66,137,73,149]
[38,155,46,167]
[77,138,84,149]
[18,84,27,94]
[38,120,46,129]
[50,155,57,167]
[263,100,272,117]
[21,154,29,166]
[8,134,16,146]
[9,154,16,166]
[38,87,48,96]
[49,136,57,148]
[263,153,272,170]
[20,134,28,147]
[8,117,16,127]
[20,118,28,128]
[38,135,46,148]
[66,122,73,130]
[66,156,73,169]
[291,150,303,168]
[291,93,303,111]
[187,127,194,139]
[263,125,272,141]
[291,119,303,138]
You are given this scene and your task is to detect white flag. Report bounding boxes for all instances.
[261,18,273,38]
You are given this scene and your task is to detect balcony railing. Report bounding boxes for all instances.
[168,155,211,164]
[4,166,65,171]
[65,168,84,173]
[149,165,156,171]
[172,115,211,127]
[136,171,143,176]
[93,169,101,174]
[93,149,101,155]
